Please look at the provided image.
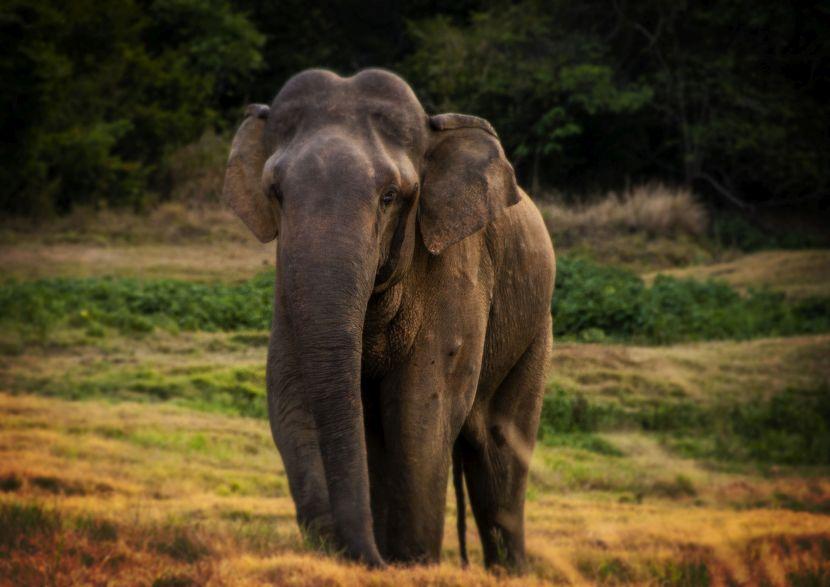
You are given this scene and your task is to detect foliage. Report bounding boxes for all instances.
[404,1,652,192]
[553,257,830,343]
[0,0,262,215]
[670,387,830,465]
[538,386,618,435]
[2,256,829,345]
[540,383,830,466]
[0,272,275,339]
[2,0,827,216]
[404,0,830,205]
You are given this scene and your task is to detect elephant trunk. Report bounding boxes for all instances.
[276,228,382,566]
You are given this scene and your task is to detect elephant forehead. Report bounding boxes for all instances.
[270,69,426,147]
[276,68,421,108]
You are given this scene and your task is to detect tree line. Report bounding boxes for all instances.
[2,0,828,216]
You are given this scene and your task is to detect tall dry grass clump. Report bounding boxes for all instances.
[544,183,708,240]
[166,130,229,206]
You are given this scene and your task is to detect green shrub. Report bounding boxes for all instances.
[1,256,828,345]
[540,432,623,456]
[542,385,830,466]
[553,257,830,343]
[552,257,645,339]
[0,272,276,338]
[538,386,628,435]
[716,387,830,465]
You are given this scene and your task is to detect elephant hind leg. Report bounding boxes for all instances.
[460,324,550,572]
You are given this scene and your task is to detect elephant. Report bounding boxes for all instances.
[222,68,555,571]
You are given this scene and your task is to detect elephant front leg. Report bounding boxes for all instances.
[267,364,334,547]
[379,390,454,564]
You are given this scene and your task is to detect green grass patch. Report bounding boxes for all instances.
[0,273,275,341]
[554,257,830,343]
[2,256,829,345]
[0,502,60,551]
[540,432,623,456]
[15,363,268,419]
[666,387,830,466]
[541,383,830,466]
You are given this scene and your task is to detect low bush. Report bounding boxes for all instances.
[0,273,275,340]
[2,255,828,345]
[541,384,830,466]
[704,387,830,465]
[553,257,830,343]
[538,386,627,434]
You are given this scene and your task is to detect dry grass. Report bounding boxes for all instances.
[0,240,274,282]
[539,184,717,271]
[0,182,755,281]
[166,131,229,206]
[1,184,714,282]
[542,184,708,240]
[0,201,251,247]
[643,250,830,299]
[4,329,827,422]
[1,390,828,586]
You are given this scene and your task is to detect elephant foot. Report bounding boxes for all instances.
[342,540,386,569]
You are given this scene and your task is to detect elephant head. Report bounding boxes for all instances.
[223,68,520,565]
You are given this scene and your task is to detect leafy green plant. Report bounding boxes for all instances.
[3,257,828,346]
[553,257,830,343]
[0,272,276,339]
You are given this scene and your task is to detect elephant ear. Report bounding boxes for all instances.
[419,113,521,255]
[223,104,278,243]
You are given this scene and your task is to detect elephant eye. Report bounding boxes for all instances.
[381,186,398,206]
[269,184,283,204]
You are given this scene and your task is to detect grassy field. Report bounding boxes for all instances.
[1,204,829,585]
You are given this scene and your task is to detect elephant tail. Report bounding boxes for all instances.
[452,442,468,567]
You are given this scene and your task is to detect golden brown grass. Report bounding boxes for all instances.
[0,201,251,247]
[539,184,717,271]
[643,250,830,299]
[0,182,714,279]
[0,240,274,282]
[1,391,829,586]
[542,183,708,239]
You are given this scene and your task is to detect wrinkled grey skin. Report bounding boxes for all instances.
[223,69,555,571]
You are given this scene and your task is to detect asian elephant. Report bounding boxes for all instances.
[222,68,555,571]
